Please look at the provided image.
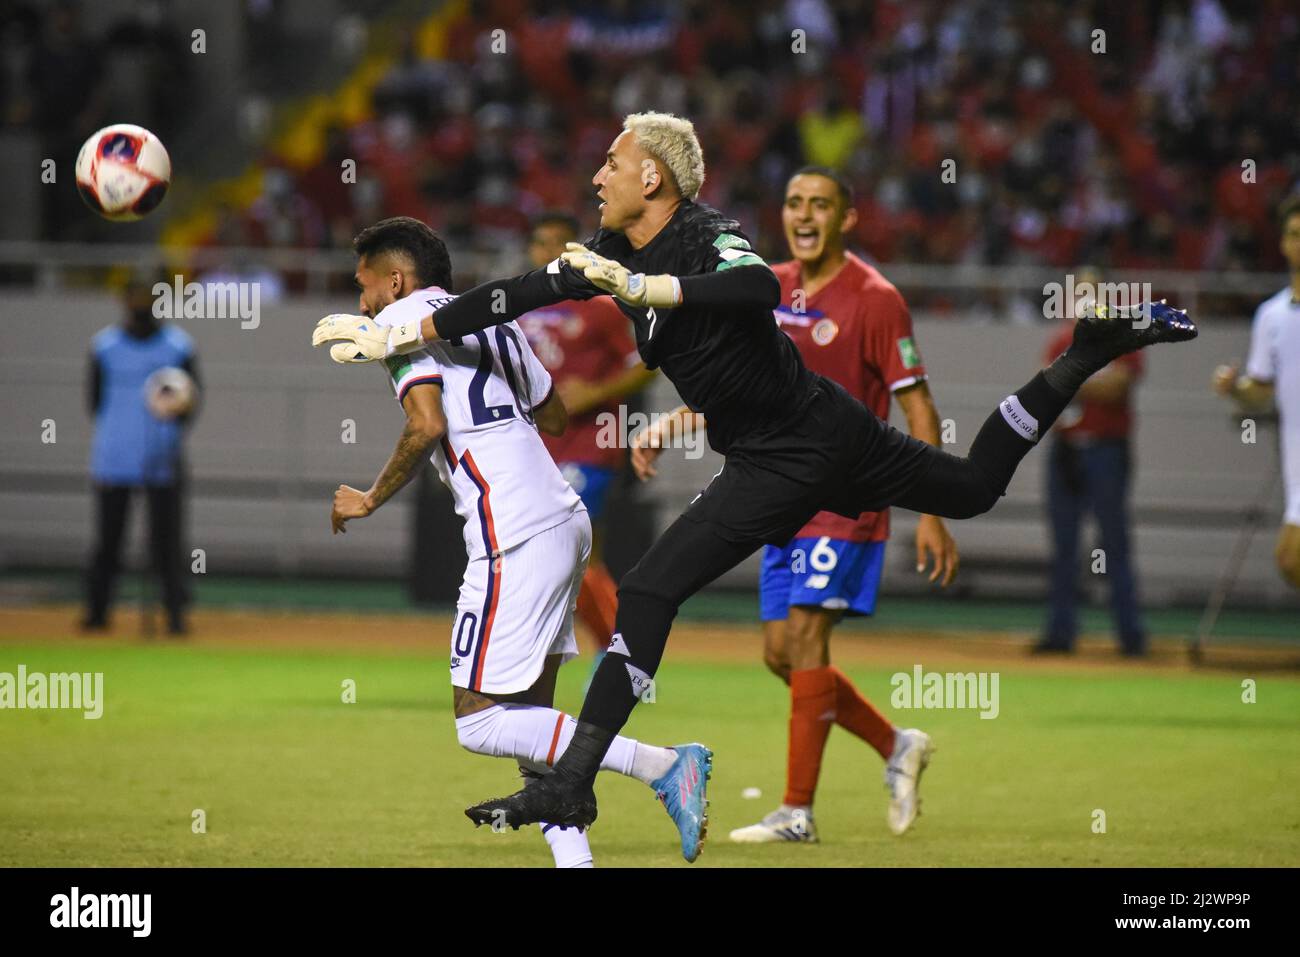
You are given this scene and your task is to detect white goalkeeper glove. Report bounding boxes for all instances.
[560,242,682,308]
[311,314,425,364]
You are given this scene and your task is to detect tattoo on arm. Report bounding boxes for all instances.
[368,419,438,510]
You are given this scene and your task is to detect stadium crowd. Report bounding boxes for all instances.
[5,0,1297,299]
[252,0,1298,287]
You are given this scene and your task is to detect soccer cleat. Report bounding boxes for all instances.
[465,772,597,830]
[1074,299,1197,359]
[884,728,934,835]
[729,806,819,844]
[650,744,713,862]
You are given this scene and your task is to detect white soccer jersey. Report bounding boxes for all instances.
[1245,287,1300,524]
[372,287,584,559]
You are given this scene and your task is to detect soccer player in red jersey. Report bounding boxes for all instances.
[517,213,656,658]
[725,166,959,842]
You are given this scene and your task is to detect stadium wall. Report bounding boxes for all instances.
[0,291,1290,608]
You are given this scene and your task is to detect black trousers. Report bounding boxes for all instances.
[85,483,187,626]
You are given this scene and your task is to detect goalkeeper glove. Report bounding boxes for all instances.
[560,242,682,308]
[311,314,425,364]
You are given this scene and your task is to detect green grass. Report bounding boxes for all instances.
[1,639,1298,867]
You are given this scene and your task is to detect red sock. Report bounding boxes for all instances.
[830,666,895,759]
[784,666,838,807]
[576,561,619,651]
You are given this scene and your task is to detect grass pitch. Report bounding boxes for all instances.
[1,608,1297,867]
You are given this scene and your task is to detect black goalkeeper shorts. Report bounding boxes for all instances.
[682,375,937,546]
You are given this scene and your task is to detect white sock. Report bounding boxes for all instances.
[542,822,593,868]
[455,704,678,785]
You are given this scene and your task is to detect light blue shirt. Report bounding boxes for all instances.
[90,324,194,485]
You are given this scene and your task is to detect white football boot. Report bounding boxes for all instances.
[884,729,934,835]
[728,805,818,844]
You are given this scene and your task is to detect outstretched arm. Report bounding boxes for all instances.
[313,264,604,363]
[331,383,447,534]
[562,243,780,312]
[425,264,602,343]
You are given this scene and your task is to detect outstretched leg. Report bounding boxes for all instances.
[893,301,1196,520]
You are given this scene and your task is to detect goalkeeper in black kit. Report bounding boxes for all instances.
[314,112,1196,859]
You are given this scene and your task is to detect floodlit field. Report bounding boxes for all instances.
[2,606,1297,868]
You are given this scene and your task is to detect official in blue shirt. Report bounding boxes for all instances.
[84,278,200,635]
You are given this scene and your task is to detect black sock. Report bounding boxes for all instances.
[551,722,616,786]
[967,370,1075,493]
[578,590,674,724]
[1042,340,1112,396]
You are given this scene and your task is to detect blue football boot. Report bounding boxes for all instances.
[650,744,713,863]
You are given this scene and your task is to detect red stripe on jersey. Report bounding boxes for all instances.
[545,713,566,766]
[463,451,501,691]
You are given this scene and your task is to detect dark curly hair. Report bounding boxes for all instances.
[353,216,452,290]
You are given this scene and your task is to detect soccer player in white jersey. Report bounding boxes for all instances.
[314,217,713,865]
[1213,196,1300,589]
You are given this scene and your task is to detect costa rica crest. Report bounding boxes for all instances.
[812,318,839,345]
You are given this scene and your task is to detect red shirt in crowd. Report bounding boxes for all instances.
[772,253,928,543]
[518,297,640,470]
[1044,322,1144,440]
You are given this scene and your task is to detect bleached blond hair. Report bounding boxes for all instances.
[623,112,705,201]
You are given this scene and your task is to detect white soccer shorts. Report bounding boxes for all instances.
[449,508,591,695]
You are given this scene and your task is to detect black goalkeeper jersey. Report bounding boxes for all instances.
[572,202,816,453]
[431,200,817,454]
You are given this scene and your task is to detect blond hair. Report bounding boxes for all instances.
[623,112,705,201]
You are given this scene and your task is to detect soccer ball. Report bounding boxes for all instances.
[75,124,171,222]
[144,367,196,420]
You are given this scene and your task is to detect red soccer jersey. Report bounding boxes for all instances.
[518,297,640,469]
[1044,323,1144,440]
[773,254,928,543]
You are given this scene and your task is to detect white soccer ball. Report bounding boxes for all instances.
[144,367,196,420]
[76,124,171,222]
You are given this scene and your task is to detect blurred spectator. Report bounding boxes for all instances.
[1035,267,1146,656]
[83,275,200,636]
